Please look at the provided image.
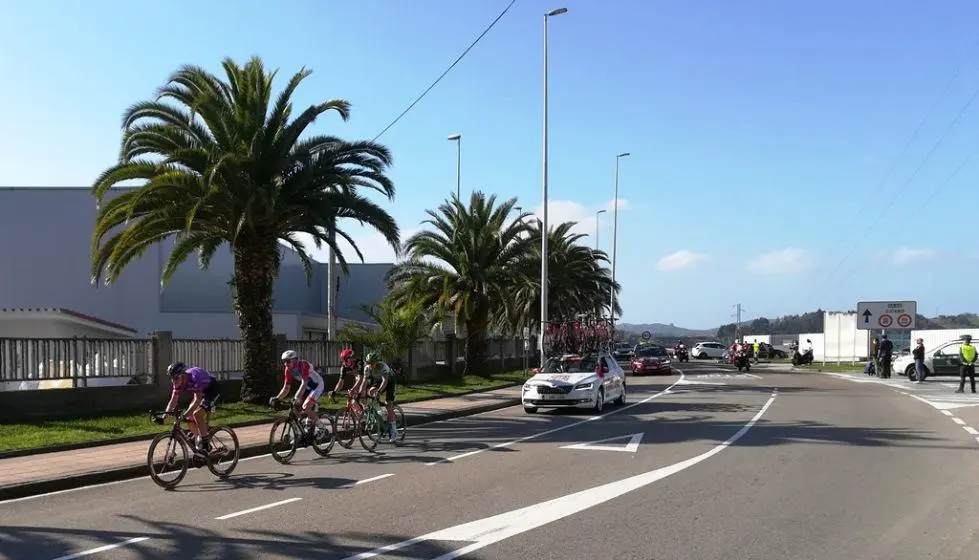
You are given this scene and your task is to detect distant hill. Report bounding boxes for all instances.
[715,311,979,339]
[620,312,979,341]
[617,322,715,338]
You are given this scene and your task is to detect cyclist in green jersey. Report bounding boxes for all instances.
[364,352,399,444]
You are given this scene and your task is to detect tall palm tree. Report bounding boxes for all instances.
[504,220,620,333]
[90,57,400,403]
[387,192,531,376]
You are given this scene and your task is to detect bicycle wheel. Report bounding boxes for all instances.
[359,410,379,451]
[269,418,299,464]
[393,405,407,442]
[311,414,336,457]
[206,426,240,478]
[147,432,189,489]
[336,410,357,449]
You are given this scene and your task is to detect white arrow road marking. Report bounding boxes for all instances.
[425,369,688,466]
[342,389,779,560]
[560,432,644,453]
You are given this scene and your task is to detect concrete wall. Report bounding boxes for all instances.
[823,311,870,362]
[0,187,391,338]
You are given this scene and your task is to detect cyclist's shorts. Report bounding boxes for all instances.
[201,381,221,412]
[367,380,396,402]
[301,383,324,406]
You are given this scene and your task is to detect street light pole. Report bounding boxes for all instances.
[595,209,606,251]
[447,134,462,199]
[540,7,567,368]
[610,152,630,328]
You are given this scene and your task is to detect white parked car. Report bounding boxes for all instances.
[522,352,626,414]
[691,341,727,359]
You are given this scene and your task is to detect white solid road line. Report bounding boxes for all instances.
[424,370,689,467]
[49,537,150,560]
[345,389,780,560]
[215,497,303,520]
[339,473,395,488]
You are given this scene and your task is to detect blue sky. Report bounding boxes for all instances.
[1,0,977,328]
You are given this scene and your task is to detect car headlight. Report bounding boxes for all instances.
[522,385,531,392]
[574,383,594,391]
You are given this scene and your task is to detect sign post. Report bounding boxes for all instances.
[857,300,917,377]
[856,301,917,331]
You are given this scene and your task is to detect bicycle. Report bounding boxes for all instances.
[330,392,377,452]
[268,399,336,464]
[362,392,407,445]
[147,410,240,490]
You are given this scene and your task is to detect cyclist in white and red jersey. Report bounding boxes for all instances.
[272,350,327,431]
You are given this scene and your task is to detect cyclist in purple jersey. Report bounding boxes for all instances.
[164,362,221,453]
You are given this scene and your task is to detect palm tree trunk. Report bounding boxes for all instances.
[464,307,490,377]
[232,241,281,404]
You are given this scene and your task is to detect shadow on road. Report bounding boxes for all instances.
[0,519,465,560]
[174,471,357,493]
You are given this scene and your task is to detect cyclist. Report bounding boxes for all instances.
[364,352,400,444]
[331,348,365,412]
[164,362,220,454]
[272,350,328,432]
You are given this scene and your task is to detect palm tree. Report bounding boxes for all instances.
[89,57,400,403]
[504,220,620,333]
[387,192,531,376]
[337,298,427,375]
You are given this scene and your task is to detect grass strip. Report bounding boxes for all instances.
[0,370,528,453]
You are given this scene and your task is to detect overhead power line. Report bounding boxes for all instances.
[372,0,519,142]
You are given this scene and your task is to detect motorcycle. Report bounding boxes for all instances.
[675,345,689,362]
[736,349,751,372]
[791,348,814,366]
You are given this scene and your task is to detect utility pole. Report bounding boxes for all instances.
[733,303,743,342]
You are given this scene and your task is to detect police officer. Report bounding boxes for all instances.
[957,334,977,394]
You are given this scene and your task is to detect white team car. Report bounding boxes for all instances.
[521,352,626,414]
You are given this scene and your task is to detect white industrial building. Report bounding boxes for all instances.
[0,187,391,339]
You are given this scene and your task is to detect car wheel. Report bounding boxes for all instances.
[615,383,626,405]
[524,406,538,414]
[593,388,604,413]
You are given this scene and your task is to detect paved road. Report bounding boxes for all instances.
[3,361,979,559]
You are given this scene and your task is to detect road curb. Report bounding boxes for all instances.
[0,382,525,461]
[0,398,520,502]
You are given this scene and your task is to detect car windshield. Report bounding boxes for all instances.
[616,344,631,350]
[635,346,666,358]
[540,356,600,373]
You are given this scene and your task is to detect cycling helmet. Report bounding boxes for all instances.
[340,348,354,361]
[167,362,187,377]
[365,352,379,364]
[964,335,973,343]
[281,350,298,361]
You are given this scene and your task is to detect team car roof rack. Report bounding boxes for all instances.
[542,316,614,358]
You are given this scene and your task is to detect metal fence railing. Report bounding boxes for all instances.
[0,337,153,386]
[0,335,532,385]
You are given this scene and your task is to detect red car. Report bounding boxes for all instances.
[631,345,672,375]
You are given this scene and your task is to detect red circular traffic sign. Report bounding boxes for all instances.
[878,314,893,328]
[897,314,912,327]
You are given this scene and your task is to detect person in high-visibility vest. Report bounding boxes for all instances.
[957,334,977,393]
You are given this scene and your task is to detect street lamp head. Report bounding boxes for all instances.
[617,152,631,158]
[447,134,461,141]
[596,209,607,215]
[546,7,568,16]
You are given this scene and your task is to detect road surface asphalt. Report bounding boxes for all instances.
[2,360,979,559]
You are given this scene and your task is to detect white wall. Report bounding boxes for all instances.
[823,311,870,362]
[741,334,771,344]
[154,312,302,339]
[911,329,979,351]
